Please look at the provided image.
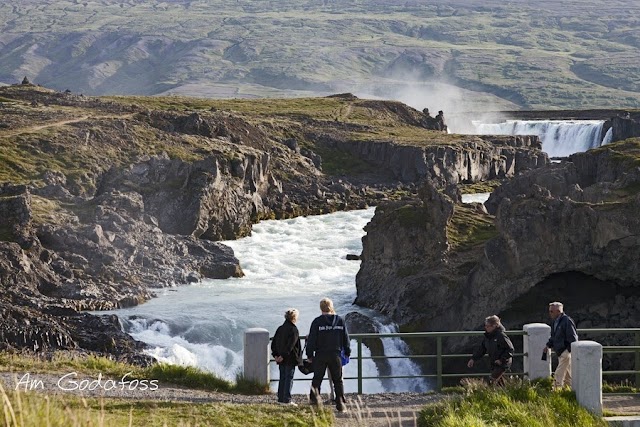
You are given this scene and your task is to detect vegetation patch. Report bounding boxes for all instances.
[459,180,502,194]
[593,138,640,168]
[313,145,378,176]
[447,205,497,251]
[0,388,333,427]
[395,204,427,228]
[0,353,262,395]
[419,378,607,427]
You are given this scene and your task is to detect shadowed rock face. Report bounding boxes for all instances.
[0,182,243,359]
[321,135,547,185]
[356,140,640,348]
[0,86,552,360]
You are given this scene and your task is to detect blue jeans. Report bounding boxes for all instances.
[278,364,296,403]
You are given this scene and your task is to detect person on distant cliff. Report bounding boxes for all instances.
[271,308,302,406]
[467,315,514,385]
[543,302,578,389]
[306,297,350,412]
[435,110,447,132]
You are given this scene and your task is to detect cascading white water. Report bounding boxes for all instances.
[602,127,613,146]
[471,120,607,157]
[108,208,428,393]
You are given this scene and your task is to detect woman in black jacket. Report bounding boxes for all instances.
[271,308,302,405]
[467,315,514,385]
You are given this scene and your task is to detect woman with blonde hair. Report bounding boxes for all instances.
[271,308,302,405]
[306,297,350,412]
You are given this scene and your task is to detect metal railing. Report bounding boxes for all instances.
[269,327,640,394]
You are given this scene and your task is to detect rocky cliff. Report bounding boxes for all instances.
[0,85,549,359]
[356,139,640,361]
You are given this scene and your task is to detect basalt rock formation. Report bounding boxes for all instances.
[356,139,640,370]
[0,85,549,359]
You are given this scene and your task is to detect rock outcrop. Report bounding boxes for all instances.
[0,85,551,360]
[321,135,547,185]
[356,139,640,359]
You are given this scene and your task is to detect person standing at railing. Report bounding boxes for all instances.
[306,297,351,412]
[467,315,514,385]
[543,301,578,389]
[271,308,302,406]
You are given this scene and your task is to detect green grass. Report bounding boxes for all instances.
[394,204,427,228]
[603,380,640,394]
[419,378,607,427]
[0,353,263,394]
[313,145,378,176]
[459,180,502,194]
[0,386,333,427]
[447,204,497,251]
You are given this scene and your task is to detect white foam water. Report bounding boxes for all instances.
[470,120,606,157]
[110,207,429,393]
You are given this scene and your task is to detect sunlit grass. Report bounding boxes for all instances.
[419,378,607,427]
[0,383,333,427]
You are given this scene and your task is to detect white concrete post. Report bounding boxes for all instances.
[244,328,270,385]
[571,341,602,415]
[523,323,552,380]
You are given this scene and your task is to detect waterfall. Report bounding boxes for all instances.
[601,127,613,146]
[472,120,607,157]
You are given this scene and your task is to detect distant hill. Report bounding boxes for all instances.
[1,0,639,111]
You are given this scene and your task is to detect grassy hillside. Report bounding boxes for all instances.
[0,1,639,110]
[0,85,462,191]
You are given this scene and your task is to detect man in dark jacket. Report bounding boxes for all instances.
[271,308,302,405]
[467,315,514,385]
[306,298,350,411]
[543,301,578,388]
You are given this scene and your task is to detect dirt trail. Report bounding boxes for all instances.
[0,114,134,138]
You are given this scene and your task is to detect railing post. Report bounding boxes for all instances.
[571,341,602,415]
[636,331,640,388]
[523,323,552,380]
[436,336,442,391]
[357,337,363,395]
[243,328,270,386]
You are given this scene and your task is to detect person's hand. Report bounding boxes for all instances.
[494,359,502,366]
[275,356,284,364]
[542,346,548,354]
[307,357,313,363]
[467,359,474,368]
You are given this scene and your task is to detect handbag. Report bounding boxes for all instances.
[340,348,350,366]
[298,358,313,375]
[298,340,313,375]
[331,315,350,366]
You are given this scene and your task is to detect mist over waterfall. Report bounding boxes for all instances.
[469,120,608,157]
[109,208,428,393]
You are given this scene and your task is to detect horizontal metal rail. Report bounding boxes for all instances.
[268,328,640,394]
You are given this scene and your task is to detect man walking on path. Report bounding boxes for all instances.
[543,301,578,388]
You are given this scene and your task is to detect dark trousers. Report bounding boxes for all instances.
[489,366,508,386]
[310,353,344,407]
[277,364,296,403]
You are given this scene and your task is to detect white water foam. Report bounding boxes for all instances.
[461,193,491,205]
[109,208,429,393]
[470,120,606,157]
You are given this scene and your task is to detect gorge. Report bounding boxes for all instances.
[1,84,639,384]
